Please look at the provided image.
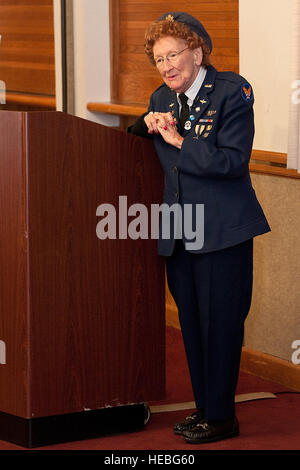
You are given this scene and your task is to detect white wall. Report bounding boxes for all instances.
[54,0,119,126]
[239,0,293,153]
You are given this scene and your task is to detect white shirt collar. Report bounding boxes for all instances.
[177,66,207,108]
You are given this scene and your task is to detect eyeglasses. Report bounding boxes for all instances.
[154,47,189,68]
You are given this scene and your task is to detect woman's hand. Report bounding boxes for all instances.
[144,111,174,134]
[158,122,184,149]
[144,112,184,149]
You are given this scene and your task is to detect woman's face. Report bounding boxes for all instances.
[153,36,203,93]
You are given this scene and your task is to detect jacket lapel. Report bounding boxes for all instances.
[166,91,180,130]
[182,65,217,136]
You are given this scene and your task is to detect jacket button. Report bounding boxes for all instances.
[175,192,179,199]
[172,166,178,173]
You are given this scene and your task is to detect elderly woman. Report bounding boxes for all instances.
[128,12,270,444]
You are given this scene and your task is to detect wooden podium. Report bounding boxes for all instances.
[0,111,165,447]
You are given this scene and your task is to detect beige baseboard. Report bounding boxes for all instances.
[166,305,300,392]
[240,347,300,392]
[150,393,277,414]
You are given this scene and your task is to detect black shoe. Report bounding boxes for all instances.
[182,416,239,444]
[173,410,204,435]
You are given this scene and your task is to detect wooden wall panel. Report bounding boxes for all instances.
[0,0,55,109]
[111,0,239,105]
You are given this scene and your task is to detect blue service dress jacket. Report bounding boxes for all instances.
[128,65,270,256]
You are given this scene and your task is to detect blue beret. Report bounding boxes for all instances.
[157,12,213,53]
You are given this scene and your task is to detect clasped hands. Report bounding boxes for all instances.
[144,112,184,150]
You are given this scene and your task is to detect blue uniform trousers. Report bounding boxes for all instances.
[166,238,253,421]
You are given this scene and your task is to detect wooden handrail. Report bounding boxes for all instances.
[251,149,287,165]
[5,92,56,109]
[251,150,300,179]
[87,101,147,117]
[250,161,300,179]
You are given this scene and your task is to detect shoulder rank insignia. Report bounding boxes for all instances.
[241,83,253,102]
